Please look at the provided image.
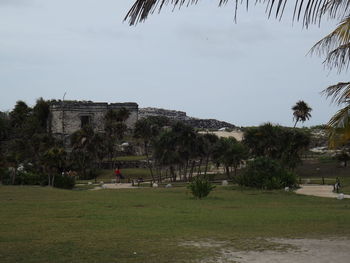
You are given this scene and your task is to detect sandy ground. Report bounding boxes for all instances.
[182,238,350,263]
[296,184,350,199]
[212,238,350,263]
[199,130,243,141]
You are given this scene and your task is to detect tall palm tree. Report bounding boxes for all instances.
[133,118,159,181]
[104,108,130,168]
[70,126,95,178]
[292,100,312,128]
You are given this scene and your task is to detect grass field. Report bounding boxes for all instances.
[1,185,350,263]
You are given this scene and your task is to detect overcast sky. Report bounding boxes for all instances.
[0,0,347,127]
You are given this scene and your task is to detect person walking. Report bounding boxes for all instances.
[114,167,122,183]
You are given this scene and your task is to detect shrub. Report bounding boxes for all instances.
[188,177,215,199]
[53,175,76,189]
[236,157,297,190]
[0,170,47,185]
[18,172,46,185]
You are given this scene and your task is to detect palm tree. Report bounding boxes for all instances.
[322,82,350,147]
[104,108,130,168]
[292,100,312,128]
[201,133,219,175]
[70,126,95,178]
[153,130,181,182]
[134,118,159,181]
[213,137,247,178]
[42,146,66,186]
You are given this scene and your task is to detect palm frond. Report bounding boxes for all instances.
[327,105,350,147]
[322,81,350,105]
[324,41,350,72]
[309,16,350,72]
[310,16,350,55]
[124,0,350,26]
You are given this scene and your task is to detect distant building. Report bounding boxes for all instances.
[49,101,138,136]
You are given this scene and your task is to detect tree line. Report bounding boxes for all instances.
[135,117,310,187]
[0,98,311,190]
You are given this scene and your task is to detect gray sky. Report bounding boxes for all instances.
[0,0,347,127]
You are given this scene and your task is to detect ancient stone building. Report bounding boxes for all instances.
[49,101,138,136]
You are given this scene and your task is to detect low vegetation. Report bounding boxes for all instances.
[187,176,215,199]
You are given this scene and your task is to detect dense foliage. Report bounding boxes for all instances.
[213,137,247,178]
[243,123,310,170]
[237,157,297,189]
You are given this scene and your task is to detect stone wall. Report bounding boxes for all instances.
[50,101,138,136]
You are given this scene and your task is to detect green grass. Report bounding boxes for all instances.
[1,186,350,263]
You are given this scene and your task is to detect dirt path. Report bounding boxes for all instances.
[91,183,136,190]
[296,184,350,198]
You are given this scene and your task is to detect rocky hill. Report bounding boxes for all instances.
[139,107,236,130]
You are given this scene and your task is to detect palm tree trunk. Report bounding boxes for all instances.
[170,166,175,182]
[204,155,210,176]
[225,166,230,179]
[144,141,155,181]
[189,160,195,180]
[197,158,203,176]
[158,167,162,182]
[184,161,188,181]
[293,119,298,128]
[12,168,17,185]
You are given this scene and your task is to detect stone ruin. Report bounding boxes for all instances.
[139,107,236,130]
[49,100,138,137]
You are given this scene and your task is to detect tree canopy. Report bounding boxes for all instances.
[292,100,312,128]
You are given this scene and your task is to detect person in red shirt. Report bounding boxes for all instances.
[114,167,121,183]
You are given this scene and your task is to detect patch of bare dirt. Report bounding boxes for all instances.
[182,238,350,263]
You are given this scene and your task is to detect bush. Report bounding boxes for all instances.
[0,168,11,185]
[18,172,46,185]
[187,177,215,199]
[53,175,76,189]
[0,170,47,186]
[236,157,297,190]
